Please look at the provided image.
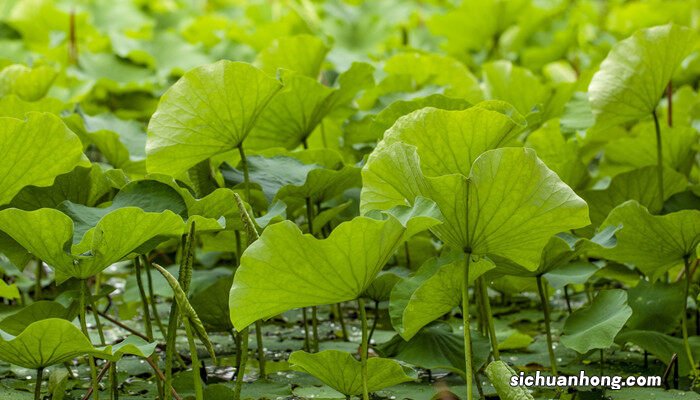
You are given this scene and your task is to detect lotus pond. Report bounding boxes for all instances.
[1,0,700,399]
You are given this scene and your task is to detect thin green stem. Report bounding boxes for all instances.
[368,301,380,343]
[110,362,118,400]
[478,276,500,361]
[254,320,266,377]
[80,279,100,400]
[134,258,153,341]
[311,306,320,353]
[238,145,251,203]
[84,280,106,345]
[358,298,369,400]
[337,303,349,342]
[537,276,558,376]
[302,307,311,352]
[183,320,204,400]
[233,327,249,400]
[144,257,166,339]
[682,259,698,378]
[462,254,474,400]
[34,260,42,301]
[652,109,665,203]
[34,367,43,400]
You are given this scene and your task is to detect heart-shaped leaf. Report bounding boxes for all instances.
[589,24,696,129]
[0,112,86,206]
[289,350,415,396]
[229,200,441,330]
[560,289,633,353]
[598,201,700,279]
[146,61,282,175]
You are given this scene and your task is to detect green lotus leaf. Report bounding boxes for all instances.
[71,52,156,95]
[560,289,633,353]
[0,112,87,206]
[377,322,490,376]
[626,280,685,333]
[543,261,599,290]
[482,60,548,117]
[222,154,361,204]
[0,95,68,118]
[66,112,147,172]
[362,270,404,303]
[362,136,589,269]
[247,63,373,150]
[288,350,415,396]
[229,201,441,330]
[383,52,482,103]
[9,165,112,211]
[97,335,157,362]
[0,319,94,369]
[525,120,588,189]
[389,253,494,340]
[598,201,700,279]
[616,330,700,376]
[600,123,697,177]
[589,24,697,129]
[582,166,687,228]
[255,34,329,78]
[146,61,282,175]
[110,31,211,78]
[0,301,71,336]
[190,274,234,333]
[0,207,186,282]
[346,94,471,145]
[0,64,56,101]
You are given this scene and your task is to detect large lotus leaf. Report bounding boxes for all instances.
[97,335,157,361]
[375,102,525,178]
[346,94,471,145]
[525,120,587,189]
[66,112,147,172]
[146,61,282,175]
[0,112,87,206]
[589,24,696,129]
[255,34,329,78]
[616,330,700,376]
[363,143,589,270]
[598,201,700,279]
[0,319,94,369]
[229,202,441,330]
[602,124,697,179]
[583,166,687,228]
[0,207,186,282]
[9,165,112,210]
[190,274,234,333]
[0,301,71,336]
[362,270,404,303]
[288,350,415,395]
[543,261,599,290]
[626,280,685,333]
[389,253,494,340]
[222,154,360,204]
[427,0,528,54]
[376,322,490,377]
[0,95,68,118]
[482,61,549,116]
[560,289,633,353]
[383,52,483,103]
[247,63,373,150]
[110,31,211,78]
[0,64,56,101]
